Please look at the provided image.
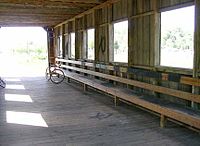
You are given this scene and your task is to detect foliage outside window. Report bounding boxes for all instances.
[70,33,75,58]
[113,20,128,63]
[160,6,194,69]
[87,29,95,60]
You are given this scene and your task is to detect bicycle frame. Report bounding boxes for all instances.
[45,61,64,84]
[0,77,6,88]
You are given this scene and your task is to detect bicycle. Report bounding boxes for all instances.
[0,77,6,88]
[45,63,65,84]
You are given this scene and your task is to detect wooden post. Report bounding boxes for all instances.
[108,3,113,63]
[67,77,71,83]
[151,0,160,97]
[192,0,200,109]
[46,27,55,65]
[160,114,167,128]
[114,96,119,106]
[62,24,65,58]
[75,18,79,60]
[94,9,100,62]
[151,0,160,66]
[120,72,123,78]
[83,84,88,92]
[113,71,117,86]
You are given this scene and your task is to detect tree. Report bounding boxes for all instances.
[161,27,193,50]
[114,41,119,53]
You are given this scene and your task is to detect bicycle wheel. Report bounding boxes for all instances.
[45,66,54,80]
[0,79,6,88]
[50,69,65,84]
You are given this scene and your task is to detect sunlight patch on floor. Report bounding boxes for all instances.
[5,94,33,102]
[6,111,48,127]
[4,78,21,82]
[6,84,25,90]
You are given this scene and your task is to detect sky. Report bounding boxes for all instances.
[161,6,195,32]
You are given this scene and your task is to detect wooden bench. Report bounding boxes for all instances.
[55,58,200,130]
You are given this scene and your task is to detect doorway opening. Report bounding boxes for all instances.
[0,27,47,77]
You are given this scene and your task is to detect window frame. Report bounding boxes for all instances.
[69,32,75,59]
[109,19,129,64]
[57,35,63,58]
[158,4,195,71]
[86,28,95,60]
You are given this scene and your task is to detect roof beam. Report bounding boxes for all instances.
[0,15,69,21]
[0,12,74,18]
[0,0,105,4]
[0,0,107,27]
[0,6,82,15]
[0,2,94,9]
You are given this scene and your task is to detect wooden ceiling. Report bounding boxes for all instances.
[0,0,107,27]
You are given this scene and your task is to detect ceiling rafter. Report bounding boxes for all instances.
[0,2,95,9]
[0,0,105,4]
[0,0,107,27]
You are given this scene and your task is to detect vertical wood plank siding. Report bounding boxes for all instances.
[53,0,199,107]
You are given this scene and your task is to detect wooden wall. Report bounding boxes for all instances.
[53,0,200,108]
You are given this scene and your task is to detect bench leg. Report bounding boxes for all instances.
[67,77,71,83]
[83,84,88,92]
[113,71,117,86]
[114,96,120,107]
[160,114,167,128]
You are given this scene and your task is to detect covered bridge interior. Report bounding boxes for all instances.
[0,0,200,145]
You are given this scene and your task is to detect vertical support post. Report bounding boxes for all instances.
[113,71,117,86]
[192,0,200,109]
[83,15,87,60]
[62,24,65,58]
[151,0,160,97]
[67,77,71,83]
[94,9,99,62]
[44,27,55,66]
[94,9,100,80]
[83,84,88,92]
[108,3,113,63]
[126,74,131,89]
[114,96,119,106]
[75,18,79,60]
[65,23,69,59]
[152,0,160,66]
[107,4,114,85]
[120,72,123,78]
[160,114,167,128]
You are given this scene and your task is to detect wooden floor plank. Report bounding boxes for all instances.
[0,77,200,146]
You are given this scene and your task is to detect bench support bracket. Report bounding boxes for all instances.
[114,96,120,107]
[83,84,88,92]
[160,114,167,128]
[67,77,71,83]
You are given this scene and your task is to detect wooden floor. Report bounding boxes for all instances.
[0,77,200,146]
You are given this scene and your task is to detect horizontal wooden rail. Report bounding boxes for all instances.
[61,65,200,104]
[180,76,200,87]
[56,58,200,87]
[115,91,200,129]
[56,59,82,65]
[130,11,154,19]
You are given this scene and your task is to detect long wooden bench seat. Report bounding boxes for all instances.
[55,58,200,130]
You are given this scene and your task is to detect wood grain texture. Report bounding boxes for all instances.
[0,0,107,26]
[61,65,200,104]
[56,58,200,87]
[0,77,200,145]
[59,67,200,130]
[54,0,200,110]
